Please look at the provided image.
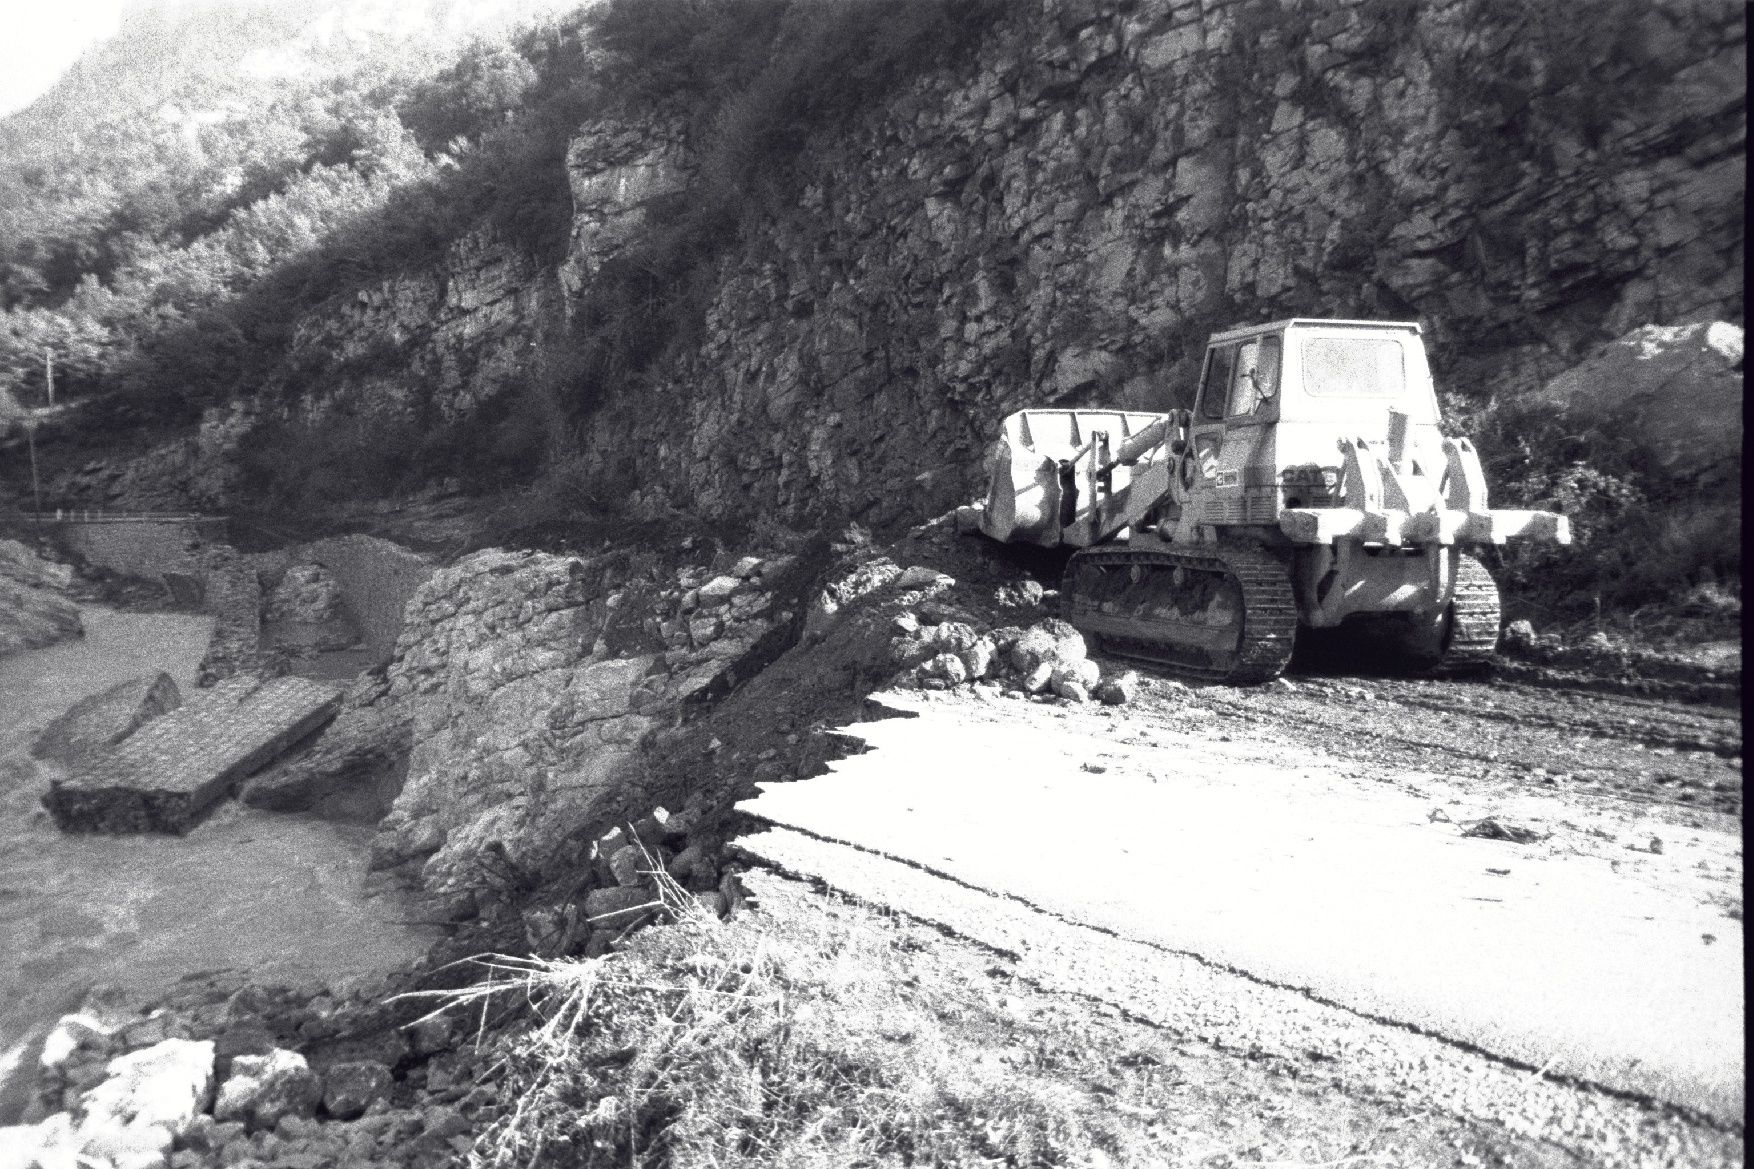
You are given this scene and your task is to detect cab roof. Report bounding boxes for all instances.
[1207,318,1422,346]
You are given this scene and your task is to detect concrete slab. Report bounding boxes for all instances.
[44,675,342,834]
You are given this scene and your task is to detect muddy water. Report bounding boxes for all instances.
[0,607,441,1122]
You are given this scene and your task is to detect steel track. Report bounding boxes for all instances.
[1062,543,1298,684]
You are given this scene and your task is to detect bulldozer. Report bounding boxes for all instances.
[960,319,1570,683]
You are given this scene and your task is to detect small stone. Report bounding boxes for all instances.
[1022,662,1054,693]
[925,652,969,686]
[696,576,741,607]
[609,844,653,887]
[958,639,997,679]
[214,1048,319,1131]
[894,565,953,590]
[408,1016,456,1058]
[584,886,657,930]
[422,1105,470,1140]
[1095,670,1140,705]
[321,1061,392,1121]
[666,843,714,888]
[732,556,764,578]
[214,1023,275,1077]
[1055,680,1091,703]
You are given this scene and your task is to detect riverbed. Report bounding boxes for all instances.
[0,606,441,1122]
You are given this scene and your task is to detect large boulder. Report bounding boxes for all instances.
[0,539,82,659]
[1529,321,1743,484]
[32,673,182,763]
[264,563,343,623]
[74,1039,215,1169]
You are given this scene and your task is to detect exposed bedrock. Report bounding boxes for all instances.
[570,0,1745,527]
[0,538,83,658]
[336,547,805,901]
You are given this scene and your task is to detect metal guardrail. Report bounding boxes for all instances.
[13,510,222,524]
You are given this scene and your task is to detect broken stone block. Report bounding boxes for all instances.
[695,575,742,608]
[43,675,342,834]
[895,565,954,590]
[33,673,182,764]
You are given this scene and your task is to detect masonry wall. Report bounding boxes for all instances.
[53,517,228,581]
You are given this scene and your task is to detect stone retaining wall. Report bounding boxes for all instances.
[47,516,228,581]
[252,536,436,665]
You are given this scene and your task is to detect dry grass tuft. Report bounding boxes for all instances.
[410,865,1151,1168]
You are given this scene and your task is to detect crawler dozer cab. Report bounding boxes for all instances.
[961,319,1570,682]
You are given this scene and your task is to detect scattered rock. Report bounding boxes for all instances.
[1458,818,1550,845]
[695,575,742,608]
[1095,670,1140,705]
[214,1049,320,1131]
[321,1061,393,1120]
[894,565,954,591]
[584,885,658,930]
[408,1016,457,1059]
[1050,660,1100,701]
[923,652,970,686]
[264,563,343,623]
[1010,619,1087,676]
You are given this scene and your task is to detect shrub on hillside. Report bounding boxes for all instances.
[1471,399,1741,625]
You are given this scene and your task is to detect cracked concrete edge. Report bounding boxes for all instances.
[732,825,1743,1169]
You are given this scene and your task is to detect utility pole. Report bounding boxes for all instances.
[28,347,51,514]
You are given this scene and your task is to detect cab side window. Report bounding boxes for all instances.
[1199,345,1235,420]
[1228,334,1281,418]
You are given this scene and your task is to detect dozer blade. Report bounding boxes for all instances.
[1062,543,1297,684]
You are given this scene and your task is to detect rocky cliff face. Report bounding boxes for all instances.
[357,546,801,898]
[58,0,1743,533]
[52,227,558,510]
[569,0,1744,527]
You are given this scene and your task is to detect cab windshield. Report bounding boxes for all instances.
[1301,336,1406,398]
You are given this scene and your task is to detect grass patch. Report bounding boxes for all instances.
[413,873,1149,1168]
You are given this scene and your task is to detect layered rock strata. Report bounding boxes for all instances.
[317,547,803,899]
[572,0,1745,527]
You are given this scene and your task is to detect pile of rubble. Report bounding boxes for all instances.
[3,977,502,1169]
[806,557,1139,706]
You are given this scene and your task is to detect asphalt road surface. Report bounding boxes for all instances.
[737,676,1743,1126]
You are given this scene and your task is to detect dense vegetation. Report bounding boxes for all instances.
[0,0,592,428]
